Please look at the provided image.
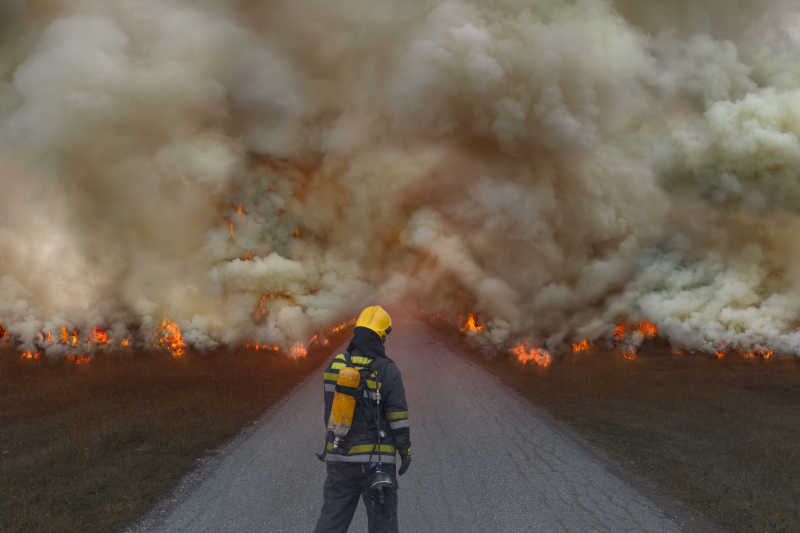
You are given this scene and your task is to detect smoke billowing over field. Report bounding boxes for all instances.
[2,0,800,358]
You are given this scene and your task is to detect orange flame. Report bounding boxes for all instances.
[329,322,348,334]
[246,321,350,353]
[0,323,8,339]
[622,346,638,360]
[571,339,592,352]
[460,313,485,333]
[637,320,658,338]
[613,321,627,342]
[21,351,41,360]
[241,251,255,261]
[90,327,109,344]
[715,351,726,359]
[245,342,280,352]
[613,320,657,342]
[742,348,774,360]
[60,327,79,346]
[121,338,130,347]
[510,344,552,367]
[289,342,308,359]
[155,319,187,358]
[293,229,301,238]
[235,204,245,216]
[226,218,235,239]
[45,331,55,344]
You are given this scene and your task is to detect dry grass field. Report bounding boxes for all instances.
[454,336,800,533]
[0,334,346,533]
[3,322,799,533]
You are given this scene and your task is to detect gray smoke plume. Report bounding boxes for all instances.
[2,0,800,358]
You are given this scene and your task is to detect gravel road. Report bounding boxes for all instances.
[140,318,685,532]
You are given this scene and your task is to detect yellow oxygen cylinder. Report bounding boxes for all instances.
[328,366,360,448]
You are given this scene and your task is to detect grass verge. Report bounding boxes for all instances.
[0,335,345,533]
[445,331,800,533]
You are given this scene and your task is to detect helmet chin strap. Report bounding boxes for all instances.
[380,326,392,344]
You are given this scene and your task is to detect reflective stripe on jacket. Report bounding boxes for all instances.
[323,351,411,463]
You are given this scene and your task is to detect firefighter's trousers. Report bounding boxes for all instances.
[314,462,398,533]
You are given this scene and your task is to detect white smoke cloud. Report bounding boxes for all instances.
[2,0,800,358]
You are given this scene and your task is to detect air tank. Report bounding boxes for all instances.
[328,366,360,448]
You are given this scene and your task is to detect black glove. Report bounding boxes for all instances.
[398,454,411,476]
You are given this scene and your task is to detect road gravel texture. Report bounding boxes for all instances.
[142,318,685,532]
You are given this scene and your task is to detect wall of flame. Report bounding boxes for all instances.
[2,1,800,359]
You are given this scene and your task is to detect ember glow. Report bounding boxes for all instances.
[622,346,638,361]
[737,348,774,360]
[245,342,280,352]
[510,344,552,368]
[66,354,92,365]
[244,323,346,356]
[0,323,8,339]
[154,319,187,358]
[254,295,270,322]
[20,351,41,360]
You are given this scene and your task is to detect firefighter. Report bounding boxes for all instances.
[314,305,411,533]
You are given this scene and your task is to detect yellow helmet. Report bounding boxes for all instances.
[355,305,392,342]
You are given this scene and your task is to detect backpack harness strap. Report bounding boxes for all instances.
[335,352,366,396]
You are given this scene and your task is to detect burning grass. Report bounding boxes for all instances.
[0,327,349,533]
[452,336,800,533]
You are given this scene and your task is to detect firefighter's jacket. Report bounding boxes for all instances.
[323,328,411,464]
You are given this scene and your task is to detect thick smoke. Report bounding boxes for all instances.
[2,0,800,357]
